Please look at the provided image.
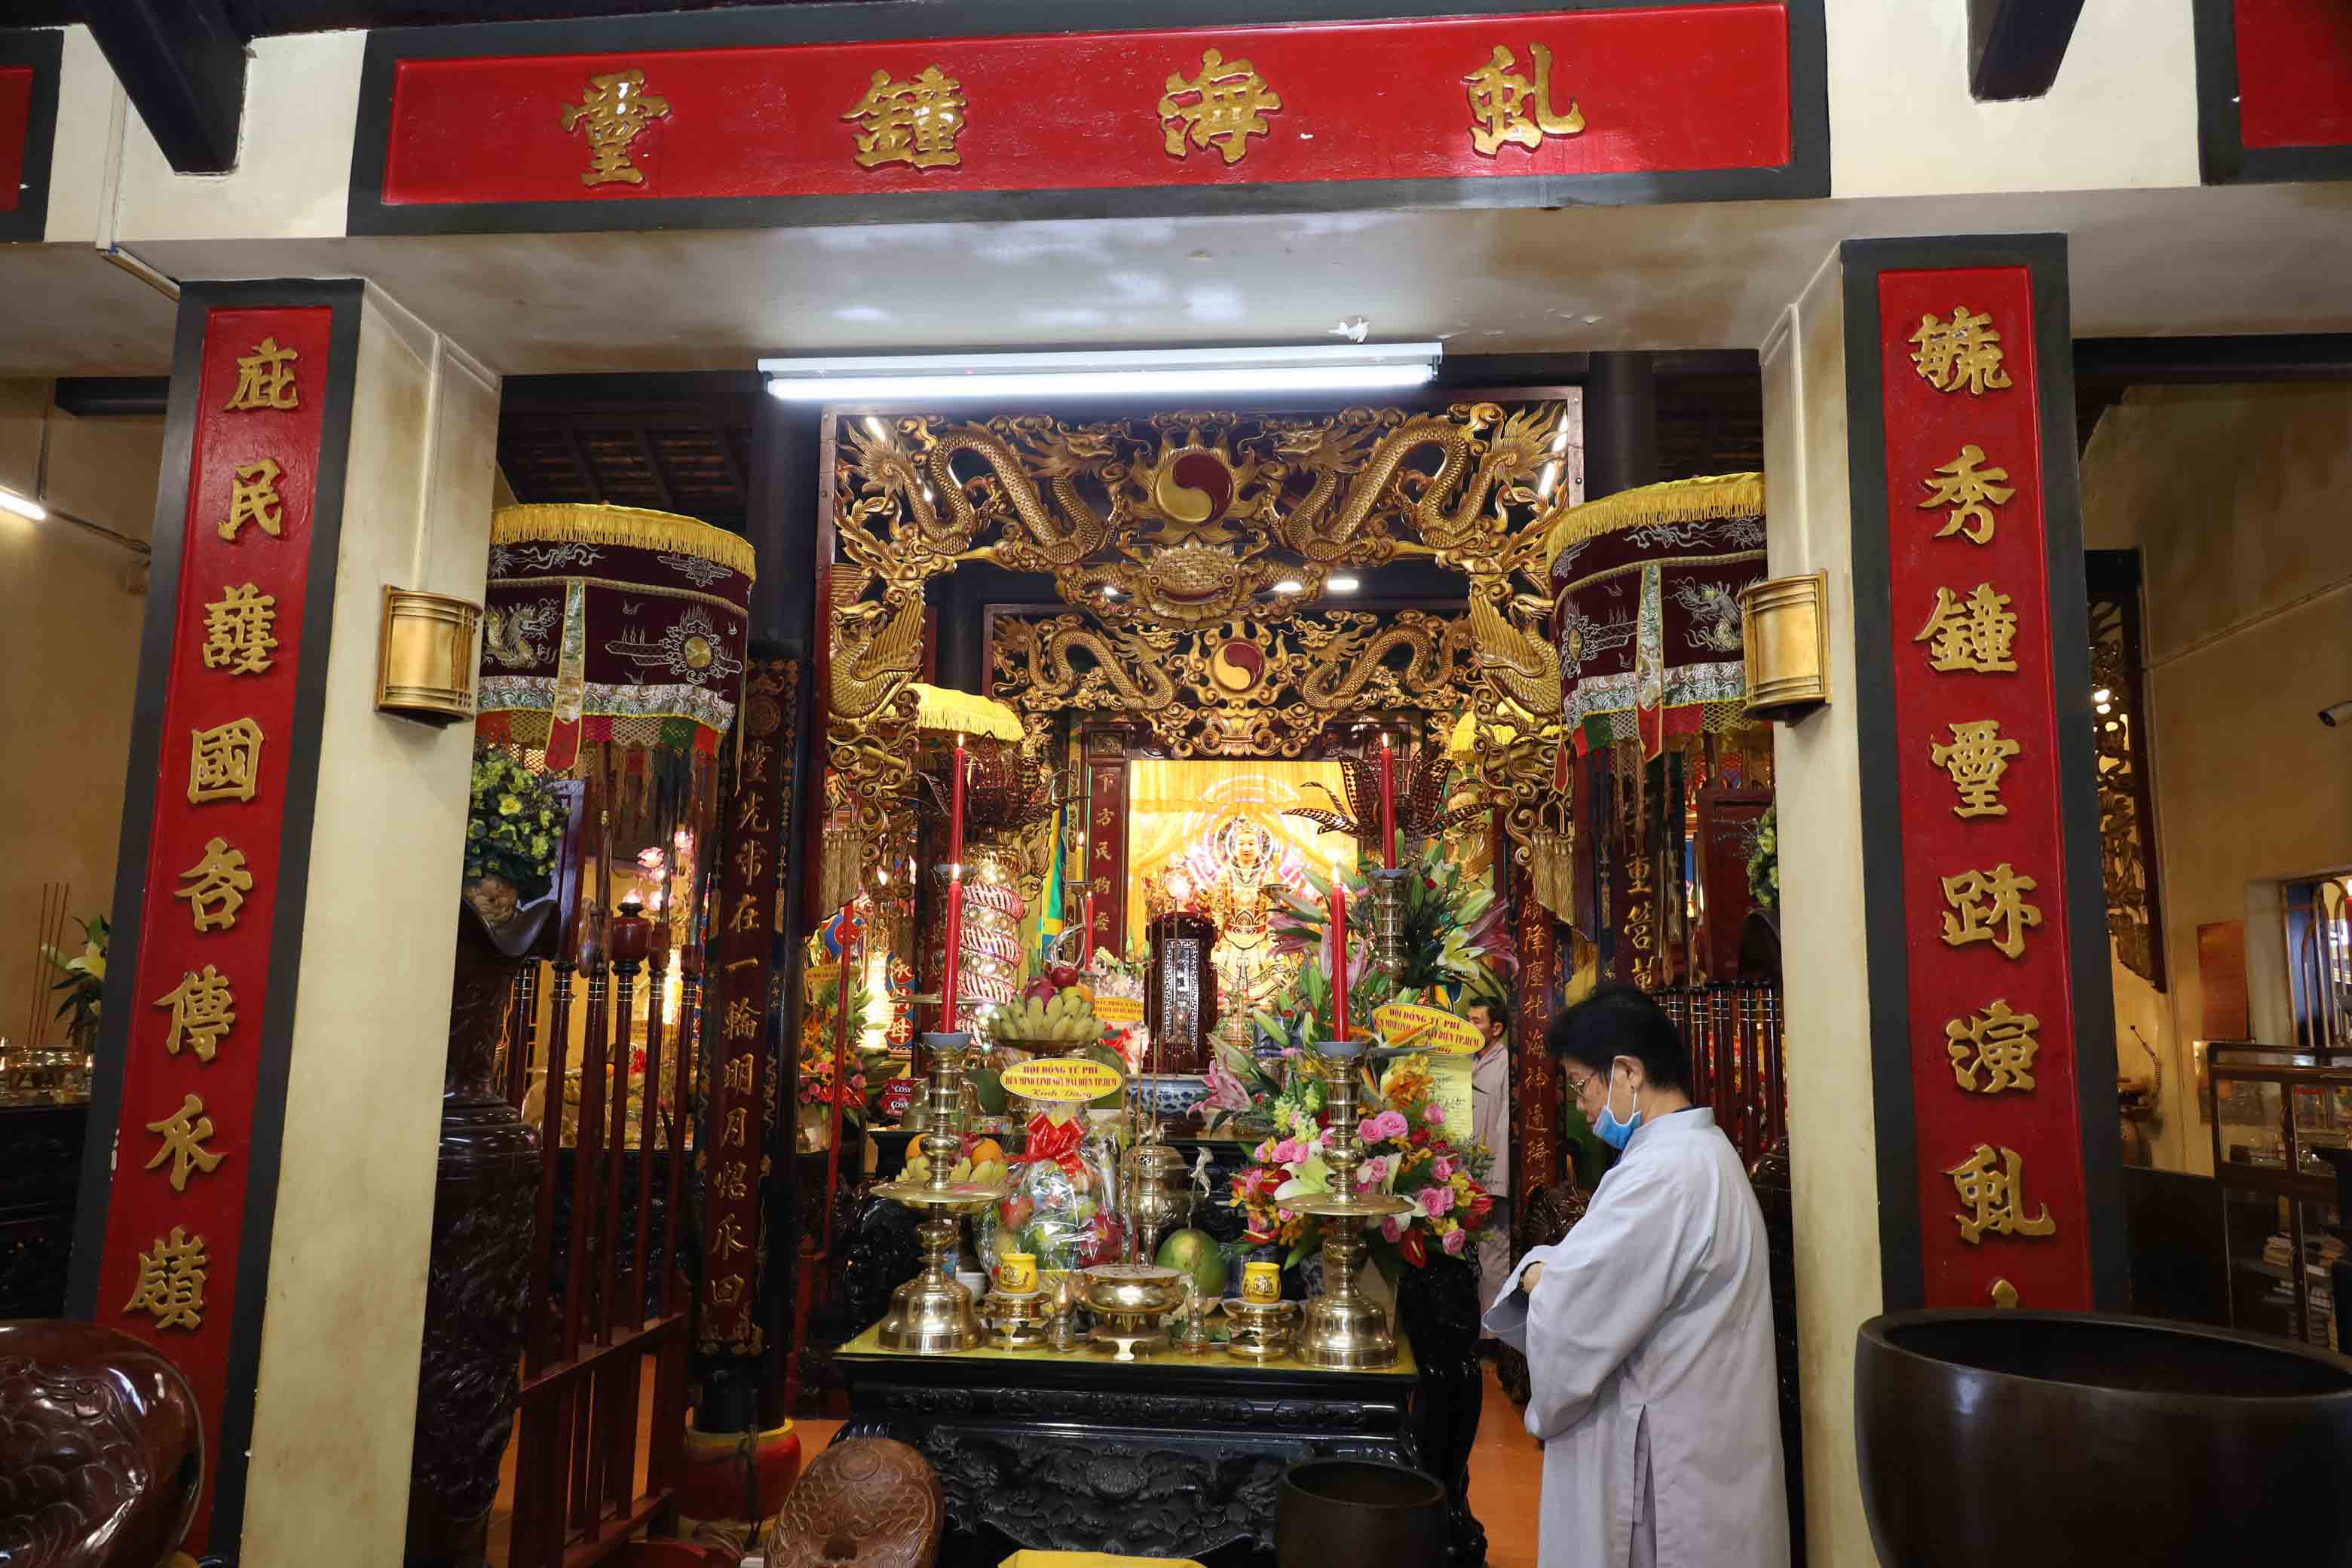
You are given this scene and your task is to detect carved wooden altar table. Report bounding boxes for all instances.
[835,1325,1424,1567]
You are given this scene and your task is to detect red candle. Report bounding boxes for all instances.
[1331,860,1351,1041]
[939,734,969,1029]
[1378,732,1398,869]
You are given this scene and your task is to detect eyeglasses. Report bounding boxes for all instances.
[1563,1067,1601,1099]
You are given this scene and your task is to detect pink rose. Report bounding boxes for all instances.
[1419,1186,1456,1218]
[1380,1215,1405,1242]
[1429,1155,1456,1181]
[1361,1154,1392,1185]
[1361,1110,1409,1143]
[1423,1103,1446,1128]
[1441,1227,1468,1256]
[1271,1138,1306,1166]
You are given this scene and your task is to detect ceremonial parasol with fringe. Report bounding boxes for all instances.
[478,503,755,772]
[1542,473,1766,761]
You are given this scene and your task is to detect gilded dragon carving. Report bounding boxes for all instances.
[831,402,1579,887]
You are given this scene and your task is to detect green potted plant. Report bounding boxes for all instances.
[43,914,108,1052]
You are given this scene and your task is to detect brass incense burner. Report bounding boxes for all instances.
[871,1032,1003,1354]
[1078,1263,1187,1361]
[982,1287,1052,1350]
[1288,1040,1410,1370]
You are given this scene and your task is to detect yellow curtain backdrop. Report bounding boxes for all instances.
[1123,760,1354,951]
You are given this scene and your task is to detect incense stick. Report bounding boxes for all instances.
[28,881,70,1049]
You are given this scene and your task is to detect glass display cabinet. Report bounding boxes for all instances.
[2208,1043,2349,1350]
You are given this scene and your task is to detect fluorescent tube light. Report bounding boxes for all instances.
[760,342,1442,403]
[0,487,46,522]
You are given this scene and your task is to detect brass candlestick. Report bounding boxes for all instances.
[872,1031,1003,1353]
[1289,1040,1410,1370]
[983,1287,1051,1349]
[1223,1297,1297,1362]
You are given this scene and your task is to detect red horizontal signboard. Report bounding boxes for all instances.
[377,5,1793,207]
[2233,0,2352,149]
[1876,266,2093,1310]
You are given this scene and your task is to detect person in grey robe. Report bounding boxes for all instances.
[1484,984,1788,1568]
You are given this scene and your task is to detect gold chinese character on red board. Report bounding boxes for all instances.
[734,837,767,886]
[560,69,671,188]
[722,1054,755,1093]
[201,583,278,675]
[1159,49,1280,166]
[708,1275,744,1307]
[143,1092,225,1193]
[1918,444,2014,545]
[1463,43,1586,156]
[1940,862,2042,960]
[1929,718,2020,819]
[1915,583,2020,674]
[217,458,285,542]
[188,717,265,806]
[844,64,966,170]
[1945,1144,2056,1244]
[1909,307,2014,396]
[124,1227,208,1330]
[715,1162,749,1201]
[225,336,300,412]
[175,837,253,933]
[713,1214,750,1258]
[724,997,760,1041]
[155,965,235,1061]
[723,1105,749,1147]
[1946,999,2041,1094]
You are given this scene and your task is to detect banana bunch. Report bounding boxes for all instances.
[902,1152,1006,1187]
[999,985,1101,1043]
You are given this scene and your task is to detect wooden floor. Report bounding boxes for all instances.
[488,1361,1545,1565]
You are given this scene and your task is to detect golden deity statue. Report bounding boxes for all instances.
[1145,815,1305,1049]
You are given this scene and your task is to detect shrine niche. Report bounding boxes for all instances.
[826,399,1582,891]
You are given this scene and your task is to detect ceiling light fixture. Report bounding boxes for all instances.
[1272,578,1306,594]
[760,341,1443,404]
[0,486,47,522]
[1328,574,1362,593]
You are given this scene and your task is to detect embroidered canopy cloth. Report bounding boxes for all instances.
[1542,473,1766,759]
[478,503,755,769]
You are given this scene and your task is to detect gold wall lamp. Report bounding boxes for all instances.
[1741,571,1830,721]
[376,586,482,726]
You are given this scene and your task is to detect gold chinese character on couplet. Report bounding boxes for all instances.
[144,1092,225,1192]
[1918,444,2014,545]
[1463,43,1585,156]
[1915,583,2020,674]
[708,1275,745,1307]
[124,1226,209,1330]
[1159,49,1280,166]
[723,1105,749,1147]
[1940,862,2042,960]
[729,893,763,934]
[201,583,278,675]
[560,69,672,187]
[844,65,965,170]
[188,717,266,806]
[175,837,253,933]
[155,965,235,1061]
[735,837,767,887]
[1929,718,2020,819]
[1909,307,2014,396]
[1945,1144,2056,1244]
[721,1053,756,1093]
[715,1161,749,1201]
[225,336,301,412]
[1946,998,2041,1093]
[217,458,285,542]
[714,1214,750,1258]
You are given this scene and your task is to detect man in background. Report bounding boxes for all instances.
[1465,996,1513,1303]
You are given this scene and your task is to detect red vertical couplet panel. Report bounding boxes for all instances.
[2233,0,2352,149]
[0,65,32,212]
[701,658,795,1352]
[1876,268,2093,1309]
[93,306,335,1537]
[1087,758,1128,960]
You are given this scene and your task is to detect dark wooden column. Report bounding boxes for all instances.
[1583,351,1659,500]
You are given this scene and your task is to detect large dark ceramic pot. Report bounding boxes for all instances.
[1275,1459,1447,1568]
[405,891,556,1568]
[1857,1309,2352,1566]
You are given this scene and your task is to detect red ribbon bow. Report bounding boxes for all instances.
[1012,1111,1089,1178]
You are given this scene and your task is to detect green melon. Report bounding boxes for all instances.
[1081,1044,1127,1110]
[1156,1227,1229,1301]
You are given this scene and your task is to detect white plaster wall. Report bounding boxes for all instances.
[43,26,119,245]
[112,31,364,244]
[1827,0,2200,198]
[1759,249,1882,1568]
[237,287,498,1563]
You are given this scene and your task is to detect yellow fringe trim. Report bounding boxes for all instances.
[1540,472,1765,570]
[492,503,757,582]
[911,681,1025,742]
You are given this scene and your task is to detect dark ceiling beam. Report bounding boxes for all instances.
[2074,334,2352,387]
[81,0,249,174]
[1968,0,2087,102]
[54,376,171,417]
